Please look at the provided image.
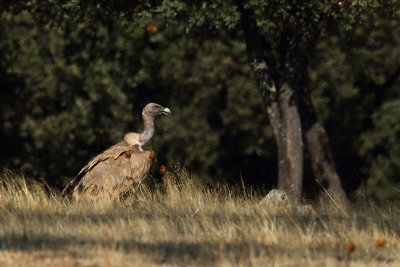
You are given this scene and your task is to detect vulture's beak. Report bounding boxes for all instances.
[162,107,171,116]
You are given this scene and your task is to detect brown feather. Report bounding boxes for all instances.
[61,140,151,199]
[72,149,151,200]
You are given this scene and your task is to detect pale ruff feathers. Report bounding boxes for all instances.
[124,132,142,150]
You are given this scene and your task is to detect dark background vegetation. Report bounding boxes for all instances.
[0,0,399,200]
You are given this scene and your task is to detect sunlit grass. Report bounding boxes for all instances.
[0,168,399,266]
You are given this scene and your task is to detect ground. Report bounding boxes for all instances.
[0,169,399,266]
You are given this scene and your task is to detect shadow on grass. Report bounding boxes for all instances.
[2,232,396,265]
[0,234,271,265]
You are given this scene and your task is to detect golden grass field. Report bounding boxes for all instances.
[0,168,399,266]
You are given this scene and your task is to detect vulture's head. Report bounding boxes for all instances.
[143,103,171,118]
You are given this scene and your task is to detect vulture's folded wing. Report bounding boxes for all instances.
[69,150,152,199]
[61,141,140,198]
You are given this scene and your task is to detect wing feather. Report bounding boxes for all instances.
[61,141,143,198]
[66,148,152,200]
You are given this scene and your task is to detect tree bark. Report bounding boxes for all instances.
[240,6,303,198]
[239,4,347,203]
[299,88,350,205]
[277,41,306,198]
[277,81,303,197]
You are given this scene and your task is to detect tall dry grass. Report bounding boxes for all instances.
[0,168,399,266]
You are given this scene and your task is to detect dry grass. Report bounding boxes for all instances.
[0,168,399,266]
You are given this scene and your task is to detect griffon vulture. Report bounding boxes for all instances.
[61,103,171,200]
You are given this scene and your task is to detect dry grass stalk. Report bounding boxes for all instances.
[0,168,399,266]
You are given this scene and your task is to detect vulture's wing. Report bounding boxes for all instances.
[68,149,152,199]
[61,141,137,198]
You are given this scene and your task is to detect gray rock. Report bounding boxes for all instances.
[259,189,288,205]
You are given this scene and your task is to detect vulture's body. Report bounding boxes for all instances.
[61,103,170,200]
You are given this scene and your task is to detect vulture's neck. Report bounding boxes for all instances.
[139,111,154,146]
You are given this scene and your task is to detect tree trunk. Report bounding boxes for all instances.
[240,6,303,199]
[299,88,349,205]
[277,43,306,198]
[239,4,347,204]
[277,81,303,197]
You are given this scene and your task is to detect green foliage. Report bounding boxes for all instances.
[119,20,275,183]
[359,100,400,199]
[308,2,400,199]
[0,7,135,182]
[0,0,400,200]
[0,1,275,186]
